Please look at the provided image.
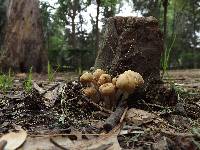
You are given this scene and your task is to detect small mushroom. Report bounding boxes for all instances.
[82,87,100,103]
[112,77,117,85]
[129,71,144,87]
[80,72,94,86]
[116,70,144,100]
[93,69,106,82]
[99,83,116,110]
[98,74,111,86]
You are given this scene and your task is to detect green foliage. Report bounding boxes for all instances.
[170,82,187,97]
[161,34,176,77]
[40,0,200,70]
[76,66,82,75]
[0,69,13,92]
[191,128,200,149]
[24,67,33,93]
[48,35,65,63]
[47,61,58,82]
[101,0,118,7]
[40,1,52,42]
[57,0,82,25]
[179,52,200,69]
[169,0,200,69]
[131,0,161,19]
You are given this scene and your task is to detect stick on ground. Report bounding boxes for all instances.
[103,100,127,132]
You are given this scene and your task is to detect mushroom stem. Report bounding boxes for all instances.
[91,81,99,89]
[83,87,100,104]
[104,96,111,110]
[99,83,116,110]
[123,92,129,100]
[92,93,101,104]
[86,82,94,87]
[115,89,123,102]
[115,90,129,107]
[110,94,116,111]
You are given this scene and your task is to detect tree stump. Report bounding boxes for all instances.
[0,0,47,73]
[95,16,177,106]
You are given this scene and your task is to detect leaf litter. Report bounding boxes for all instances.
[0,71,200,149]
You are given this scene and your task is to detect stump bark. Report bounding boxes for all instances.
[95,16,177,105]
[0,0,47,73]
[95,16,163,83]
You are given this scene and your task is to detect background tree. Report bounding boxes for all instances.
[132,0,161,19]
[0,0,47,72]
[38,0,200,71]
[162,0,169,43]
[132,0,200,69]
[86,0,118,57]
[57,0,83,49]
[40,1,55,50]
[0,0,7,48]
[170,0,200,68]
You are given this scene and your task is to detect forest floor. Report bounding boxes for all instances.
[0,69,200,149]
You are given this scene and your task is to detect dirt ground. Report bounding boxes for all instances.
[165,69,200,90]
[0,69,200,149]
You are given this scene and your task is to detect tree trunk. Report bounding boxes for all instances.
[0,0,9,47]
[0,0,47,73]
[94,16,177,106]
[171,1,176,38]
[71,15,76,49]
[163,0,168,44]
[192,1,197,69]
[95,0,100,57]
[70,0,77,49]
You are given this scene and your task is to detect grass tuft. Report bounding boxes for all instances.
[161,34,176,78]
[24,67,33,92]
[0,69,13,92]
[48,61,59,82]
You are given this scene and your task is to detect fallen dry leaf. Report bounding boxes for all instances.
[0,128,27,150]
[6,122,123,150]
[43,83,65,107]
[70,124,122,150]
[15,73,27,79]
[21,136,73,150]
[125,108,156,125]
[19,131,121,150]
[33,82,45,94]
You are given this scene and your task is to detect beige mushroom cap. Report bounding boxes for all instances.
[82,87,97,97]
[93,69,106,81]
[112,77,117,85]
[98,74,111,85]
[131,71,144,87]
[80,72,93,83]
[99,83,115,96]
[116,70,144,93]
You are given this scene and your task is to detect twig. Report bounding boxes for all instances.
[103,100,127,132]
[120,107,128,123]
[89,143,113,150]
[50,137,69,150]
[161,129,195,138]
[84,96,112,114]
[140,99,170,110]
[30,133,103,137]
[0,140,7,150]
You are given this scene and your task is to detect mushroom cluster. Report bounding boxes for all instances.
[80,69,144,110]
